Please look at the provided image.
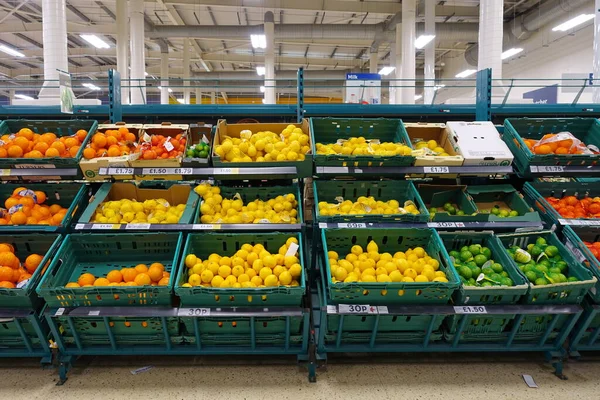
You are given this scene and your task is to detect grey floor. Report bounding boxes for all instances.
[3,354,600,400]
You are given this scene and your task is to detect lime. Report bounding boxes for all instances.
[530,245,542,257]
[460,245,469,253]
[457,210,465,216]
[555,261,568,272]
[549,266,561,274]
[459,276,467,283]
[186,149,195,157]
[449,250,461,259]
[499,210,509,217]
[527,244,535,252]
[467,278,476,285]
[500,271,509,277]
[459,266,473,279]
[490,273,503,281]
[481,247,492,259]
[509,210,519,217]
[198,150,209,158]
[468,244,481,255]
[544,245,559,257]
[430,207,439,214]
[471,266,482,277]
[491,262,503,273]
[490,207,500,215]
[500,277,513,286]
[482,267,494,276]
[474,254,488,267]
[518,265,526,272]
[459,250,473,262]
[557,273,567,283]
[522,264,533,273]
[525,271,537,282]
[548,272,561,283]
[534,277,548,286]
[536,265,548,274]
[538,259,551,268]
[535,237,547,247]
[568,276,579,282]
[443,202,453,211]
[481,281,493,287]
[447,206,456,215]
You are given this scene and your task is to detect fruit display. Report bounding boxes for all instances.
[582,240,600,260]
[545,195,600,219]
[448,244,514,287]
[0,243,43,289]
[182,237,302,288]
[0,187,69,226]
[83,127,137,159]
[0,127,88,159]
[522,132,597,155]
[319,197,420,217]
[136,132,187,160]
[65,262,169,287]
[430,202,470,217]
[411,139,450,156]
[186,141,210,159]
[315,137,412,157]
[329,240,449,283]
[506,237,578,286]
[194,183,299,224]
[429,203,520,218]
[214,125,310,162]
[90,198,187,224]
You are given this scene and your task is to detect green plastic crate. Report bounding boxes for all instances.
[313,180,429,223]
[562,225,600,303]
[497,231,597,304]
[417,184,478,222]
[445,313,515,338]
[36,233,183,307]
[0,233,62,308]
[183,333,305,346]
[195,184,303,224]
[181,315,303,335]
[0,183,87,232]
[175,232,306,306]
[327,313,445,333]
[503,118,600,175]
[0,314,48,348]
[310,117,415,167]
[322,228,460,304]
[439,232,529,305]
[325,331,444,345]
[0,119,97,170]
[466,185,541,223]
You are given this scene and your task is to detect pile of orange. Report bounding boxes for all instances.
[546,195,600,219]
[137,133,186,160]
[1,187,69,226]
[0,127,87,159]
[82,127,137,159]
[65,262,169,287]
[523,134,597,155]
[0,243,43,289]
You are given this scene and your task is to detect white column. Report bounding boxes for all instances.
[388,42,396,105]
[160,52,169,105]
[39,0,68,98]
[369,50,378,74]
[394,25,403,104]
[264,11,276,104]
[183,39,191,104]
[129,0,146,104]
[477,0,503,81]
[594,0,600,102]
[424,0,435,105]
[195,88,203,104]
[401,0,416,104]
[116,0,129,104]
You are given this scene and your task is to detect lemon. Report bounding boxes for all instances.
[231,256,245,268]
[200,270,214,283]
[259,267,273,280]
[185,254,198,269]
[273,265,285,277]
[413,247,425,258]
[367,251,380,262]
[188,274,201,286]
[346,253,358,263]
[427,258,440,270]
[218,265,231,278]
[435,271,446,278]
[192,263,204,275]
[166,214,179,223]
[252,259,264,273]
[226,275,237,285]
[288,263,302,278]
[402,277,414,282]
[377,274,391,283]
[207,261,219,275]
[415,275,429,282]
[219,256,232,267]
[264,274,278,287]
[334,267,348,281]
[237,274,250,283]
[219,280,232,288]
[262,255,276,269]
[393,251,406,260]
[351,245,363,256]
[232,265,245,277]
[279,271,293,285]
[432,276,448,282]
[245,268,257,278]
[404,268,417,279]
[250,276,263,286]
[389,270,403,282]
[181,283,192,288]
[384,262,397,274]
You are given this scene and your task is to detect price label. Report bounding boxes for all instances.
[55,308,65,316]
[337,223,367,228]
[88,310,101,316]
[174,167,193,175]
[125,223,151,230]
[75,223,85,230]
[217,167,239,175]
[178,308,210,317]
[453,306,487,314]
[109,167,134,175]
[0,169,10,176]
[565,240,586,262]
[429,222,466,228]
[192,224,220,230]
[326,305,337,314]
[424,166,450,174]
[91,224,118,230]
[338,304,377,314]
[143,168,170,175]
[537,165,565,173]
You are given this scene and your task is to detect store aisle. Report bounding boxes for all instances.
[3,355,600,400]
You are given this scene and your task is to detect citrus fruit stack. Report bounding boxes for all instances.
[136,133,187,160]
[195,183,299,224]
[412,139,450,156]
[329,240,449,283]
[545,195,600,219]
[318,197,420,217]
[83,127,137,159]
[316,137,412,157]
[583,240,600,260]
[186,142,210,159]
[183,237,302,288]
[214,125,310,162]
[91,198,186,224]
[0,127,88,159]
[66,262,169,287]
[1,187,69,226]
[523,133,596,155]
[0,243,42,289]
[448,244,513,287]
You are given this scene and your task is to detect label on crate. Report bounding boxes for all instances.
[428,222,465,228]
[91,224,119,230]
[565,240,586,263]
[174,167,193,175]
[178,308,211,317]
[75,224,85,230]
[88,310,101,316]
[217,167,240,175]
[326,305,337,314]
[453,305,487,314]
[423,166,450,174]
[0,169,10,176]
[285,242,300,257]
[377,306,389,314]
[192,224,221,230]
[337,223,367,228]
[338,304,377,314]
[108,167,134,175]
[55,308,65,316]
[536,165,565,173]
[125,223,151,230]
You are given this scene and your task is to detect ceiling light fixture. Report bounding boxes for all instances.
[251,34,267,49]
[414,94,423,100]
[414,35,435,49]
[83,83,101,91]
[15,94,33,100]
[260,85,265,93]
[0,45,24,57]
[79,34,110,49]
[256,66,266,76]
[455,69,477,78]
[433,84,446,91]
[501,47,523,60]
[552,14,594,31]
[378,66,395,75]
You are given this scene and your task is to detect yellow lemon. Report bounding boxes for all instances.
[188,274,201,286]
[211,275,225,287]
[259,267,273,280]
[279,271,293,285]
[264,275,278,287]
[366,240,378,253]
[404,268,417,279]
[200,270,214,283]
[389,270,403,282]
[351,245,363,255]
[289,263,302,278]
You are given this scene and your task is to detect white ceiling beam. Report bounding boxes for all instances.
[0,21,114,34]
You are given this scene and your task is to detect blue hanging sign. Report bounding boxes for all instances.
[346,73,381,81]
[523,84,558,105]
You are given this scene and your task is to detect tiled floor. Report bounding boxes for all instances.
[3,354,600,400]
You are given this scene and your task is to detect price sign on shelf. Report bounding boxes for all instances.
[125,223,151,230]
[142,168,169,175]
[337,222,367,228]
[174,167,193,175]
[178,308,210,317]
[91,224,118,230]
[424,166,450,174]
[429,222,465,228]
[217,167,239,175]
[109,167,134,175]
[453,306,487,314]
[537,165,565,173]
[338,304,377,314]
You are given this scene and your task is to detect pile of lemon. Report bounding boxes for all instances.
[182,237,302,288]
[412,139,450,156]
[194,183,299,224]
[329,240,449,283]
[316,137,412,156]
[214,125,310,162]
[91,199,186,224]
[319,197,420,216]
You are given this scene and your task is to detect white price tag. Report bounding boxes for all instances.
[75,223,85,230]
[558,219,567,225]
[429,222,466,228]
[285,242,300,257]
[192,224,220,230]
[174,167,193,175]
[55,308,65,316]
[142,168,170,175]
[338,304,377,314]
[178,308,211,317]
[109,167,134,175]
[423,166,450,174]
[218,167,239,175]
[164,140,174,152]
[126,223,151,229]
[92,224,118,230]
[337,223,367,228]
[326,305,337,314]
[565,240,586,262]
[453,306,487,314]
[537,165,565,173]
[377,306,389,314]
[88,310,100,316]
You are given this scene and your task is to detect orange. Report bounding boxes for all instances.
[534,144,552,155]
[51,213,65,226]
[150,262,165,271]
[33,142,49,154]
[4,197,18,209]
[555,147,569,154]
[134,273,151,286]
[106,136,118,146]
[0,244,14,253]
[37,206,51,219]
[92,133,107,148]
[18,197,34,208]
[50,141,66,154]
[20,206,32,217]
[106,270,123,283]
[0,219,9,226]
[96,148,107,157]
[148,265,164,282]
[124,132,136,142]
[0,252,18,268]
[157,277,169,286]
[39,133,57,144]
[122,268,137,282]
[0,281,15,289]
[24,150,43,158]
[93,277,110,286]
[12,267,23,282]
[34,191,46,204]
[76,130,88,142]
[83,147,96,159]
[0,148,6,158]
[134,264,148,273]
[10,211,27,225]
[107,130,120,140]
[24,254,43,273]
[119,145,130,155]
[0,267,13,281]
[143,150,157,160]
[45,148,60,157]
[65,282,80,288]
[13,136,30,152]
[49,204,62,215]
[26,216,38,225]
[118,127,129,136]
[162,271,170,278]
[7,145,23,158]
[64,137,79,148]
[77,273,96,286]
[17,128,34,140]
[69,145,80,157]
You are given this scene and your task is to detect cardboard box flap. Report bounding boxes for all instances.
[466,184,518,195]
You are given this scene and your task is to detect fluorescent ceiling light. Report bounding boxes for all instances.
[455,69,477,78]
[0,45,24,57]
[83,83,101,91]
[260,85,265,93]
[414,94,423,100]
[177,98,184,104]
[15,94,33,100]
[415,35,435,49]
[433,84,446,91]
[158,86,173,93]
[501,47,523,60]
[256,66,265,76]
[552,14,594,31]
[378,66,395,75]
[251,34,267,49]
[79,34,110,49]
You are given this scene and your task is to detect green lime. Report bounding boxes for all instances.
[557,273,568,283]
[527,244,535,252]
[447,206,456,215]
[509,210,519,217]
[471,266,482,277]
[459,266,473,279]
[195,144,205,152]
[501,277,513,286]
[443,202,453,211]
[490,207,500,215]
[481,281,493,287]
[449,250,461,259]
[534,277,549,286]
[536,265,548,274]
[460,246,469,253]
[456,210,465,216]
[500,271,509,277]
[518,265,526,272]
[522,264,533,273]
[481,247,492,259]
[499,210,509,217]
[430,207,439,214]
[468,244,481,255]
[467,278,476,285]
[459,250,473,262]
[198,150,209,158]
[482,267,494,276]
[549,266,561,274]
[538,260,551,269]
[544,245,559,257]
[530,245,542,257]
[186,149,195,158]
[474,254,488,267]
[548,273,561,283]
[525,271,538,282]
[491,262,503,273]
[536,237,547,247]
[568,276,579,282]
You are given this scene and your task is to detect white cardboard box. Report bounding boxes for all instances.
[446,121,514,166]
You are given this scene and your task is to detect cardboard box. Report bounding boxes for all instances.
[467,185,540,223]
[446,121,514,166]
[418,184,478,221]
[78,182,199,224]
[182,122,213,167]
[405,122,464,166]
[79,122,143,181]
[131,123,189,180]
